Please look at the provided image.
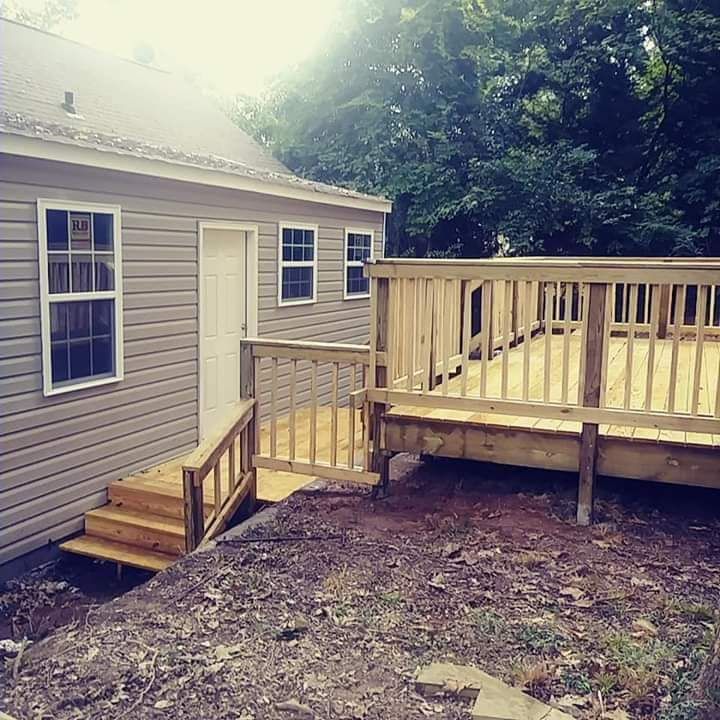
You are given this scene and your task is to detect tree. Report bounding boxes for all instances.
[230,0,720,258]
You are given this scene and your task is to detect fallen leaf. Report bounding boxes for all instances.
[633,618,658,636]
[559,586,585,601]
[429,574,446,591]
[602,710,630,720]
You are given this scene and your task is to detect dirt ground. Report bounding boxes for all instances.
[1,456,719,720]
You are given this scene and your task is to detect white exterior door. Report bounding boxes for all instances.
[200,228,247,440]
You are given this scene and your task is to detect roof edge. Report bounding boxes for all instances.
[0,131,392,213]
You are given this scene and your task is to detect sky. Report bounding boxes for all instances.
[18,0,343,97]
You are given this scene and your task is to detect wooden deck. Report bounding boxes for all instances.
[385,332,719,486]
[61,258,720,570]
[389,332,719,445]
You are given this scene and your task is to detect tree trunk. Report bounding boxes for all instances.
[697,625,720,718]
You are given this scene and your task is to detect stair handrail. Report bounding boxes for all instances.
[182,398,257,551]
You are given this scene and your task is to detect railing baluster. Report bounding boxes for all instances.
[330,362,339,466]
[645,284,660,411]
[561,282,572,404]
[348,364,356,468]
[668,284,685,412]
[289,358,297,460]
[691,285,708,414]
[543,282,554,402]
[424,278,435,391]
[501,279,512,398]
[309,360,317,463]
[213,461,221,514]
[480,280,491,397]
[442,278,451,395]
[461,279,472,396]
[522,279,532,401]
[406,278,416,390]
[599,284,612,407]
[228,440,236,493]
[624,283,639,409]
[270,356,278,457]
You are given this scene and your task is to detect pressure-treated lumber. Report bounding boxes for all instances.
[59,536,176,572]
[577,283,607,525]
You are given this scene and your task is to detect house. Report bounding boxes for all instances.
[0,18,391,578]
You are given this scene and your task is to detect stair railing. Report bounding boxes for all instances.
[182,397,257,552]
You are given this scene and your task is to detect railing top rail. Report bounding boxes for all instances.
[242,337,371,364]
[183,398,255,478]
[365,257,720,283]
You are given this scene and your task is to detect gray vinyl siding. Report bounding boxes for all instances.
[0,154,384,569]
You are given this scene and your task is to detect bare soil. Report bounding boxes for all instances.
[1,456,719,720]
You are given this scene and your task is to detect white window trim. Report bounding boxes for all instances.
[37,198,124,397]
[277,222,319,307]
[344,228,374,300]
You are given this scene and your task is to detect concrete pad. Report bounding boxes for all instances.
[415,663,572,720]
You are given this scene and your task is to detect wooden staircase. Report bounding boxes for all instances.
[60,466,212,572]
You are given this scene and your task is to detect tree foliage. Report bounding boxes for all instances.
[233,0,719,257]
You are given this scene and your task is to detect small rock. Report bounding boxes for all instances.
[276,699,314,717]
[0,638,30,658]
[154,699,174,710]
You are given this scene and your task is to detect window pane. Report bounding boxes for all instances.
[51,342,69,382]
[69,339,91,379]
[281,266,313,301]
[92,335,113,375]
[95,255,115,291]
[71,254,93,292]
[93,213,114,251]
[46,210,68,250]
[70,212,92,251]
[68,301,91,338]
[92,300,113,335]
[282,227,314,262]
[50,303,69,341]
[48,254,69,293]
[347,233,371,262]
[347,266,369,295]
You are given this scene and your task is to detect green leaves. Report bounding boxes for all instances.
[229,0,720,257]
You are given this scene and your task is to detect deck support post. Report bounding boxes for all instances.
[240,342,258,513]
[183,469,204,551]
[577,282,607,526]
[370,278,390,493]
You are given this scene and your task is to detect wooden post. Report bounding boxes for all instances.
[577,283,607,526]
[239,342,257,511]
[657,283,671,339]
[183,468,204,552]
[371,277,391,493]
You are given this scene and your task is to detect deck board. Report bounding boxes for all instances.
[388,333,719,448]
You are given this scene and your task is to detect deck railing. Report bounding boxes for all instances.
[367,258,720,426]
[365,258,720,522]
[241,338,381,487]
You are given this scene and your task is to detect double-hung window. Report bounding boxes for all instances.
[38,200,123,396]
[278,223,317,305]
[344,229,373,299]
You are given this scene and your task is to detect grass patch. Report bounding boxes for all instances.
[516,623,565,654]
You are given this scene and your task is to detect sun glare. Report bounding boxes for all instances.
[41,0,342,96]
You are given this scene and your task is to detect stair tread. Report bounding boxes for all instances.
[86,505,185,536]
[111,476,215,504]
[60,535,177,572]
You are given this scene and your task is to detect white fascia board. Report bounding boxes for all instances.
[0,132,393,214]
